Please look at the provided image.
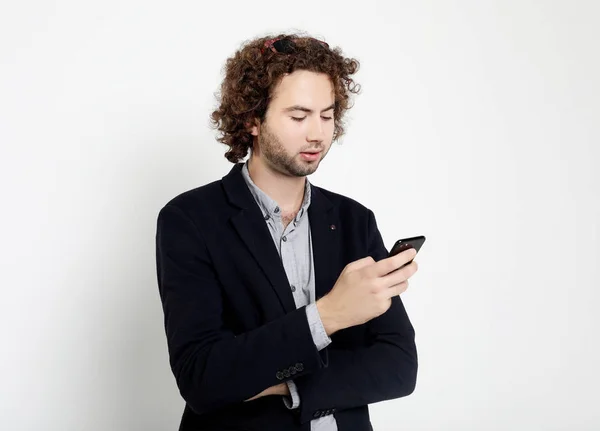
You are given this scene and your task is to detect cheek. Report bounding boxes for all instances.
[280,129,303,145]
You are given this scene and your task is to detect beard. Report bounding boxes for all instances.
[256,122,328,177]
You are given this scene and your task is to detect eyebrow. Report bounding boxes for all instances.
[282,103,336,114]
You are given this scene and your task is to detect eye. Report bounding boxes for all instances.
[291,117,333,122]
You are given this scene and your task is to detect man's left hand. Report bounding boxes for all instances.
[244,382,290,402]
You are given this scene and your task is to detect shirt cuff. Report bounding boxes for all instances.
[283,380,301,409]
[305,302,332,351]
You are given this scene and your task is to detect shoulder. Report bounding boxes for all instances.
[158,179,223,218]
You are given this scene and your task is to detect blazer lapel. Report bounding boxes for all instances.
[308,184,339,301]
[222,163,339,313]
[223,163,296,313]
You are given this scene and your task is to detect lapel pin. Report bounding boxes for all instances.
[330,224,336,230]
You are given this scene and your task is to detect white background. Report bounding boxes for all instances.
[1,1,598,430]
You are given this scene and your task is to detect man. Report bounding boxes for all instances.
[155,33,419,431]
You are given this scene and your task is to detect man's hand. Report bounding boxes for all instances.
[317,247,418,336]
[244,382,290,402]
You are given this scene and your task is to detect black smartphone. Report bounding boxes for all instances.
[388,236,426,267]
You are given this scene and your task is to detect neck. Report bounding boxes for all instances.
[247,154,306,213]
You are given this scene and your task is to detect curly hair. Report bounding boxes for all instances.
[209,32,361,163]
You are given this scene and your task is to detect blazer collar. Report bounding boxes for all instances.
[222,163,339,313]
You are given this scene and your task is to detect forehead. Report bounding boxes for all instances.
[270,70,334,107]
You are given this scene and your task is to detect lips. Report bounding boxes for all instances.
[300,151,321,161]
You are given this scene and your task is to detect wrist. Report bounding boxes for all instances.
[316,296,342,336]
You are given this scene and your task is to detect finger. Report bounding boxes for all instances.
[379,260,417,288]
[396,280,409,295]
[347,256,375,272]
[383,280,409,299]
[373,248,417,277]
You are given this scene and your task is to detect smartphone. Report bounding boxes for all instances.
[388,235,426,267]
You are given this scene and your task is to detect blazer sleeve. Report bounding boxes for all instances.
[155,204,328,415]
[293,209,418,424]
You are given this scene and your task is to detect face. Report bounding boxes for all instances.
[249,70,336,177]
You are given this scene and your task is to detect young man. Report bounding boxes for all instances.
[155,33,419,431]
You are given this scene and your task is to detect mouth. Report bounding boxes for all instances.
[300,151,321,161]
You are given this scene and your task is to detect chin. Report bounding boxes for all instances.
[301,164,320,176]
[285,163,315,177]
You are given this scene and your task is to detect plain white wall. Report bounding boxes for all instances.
[1,1,598,430]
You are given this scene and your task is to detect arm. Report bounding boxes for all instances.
[293,209,418,424]
[155,204,328,415]
[282,302,332,409]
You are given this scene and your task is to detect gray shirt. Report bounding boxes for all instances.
[241,161,337,431]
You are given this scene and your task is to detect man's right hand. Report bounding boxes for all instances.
[316,248,418,335]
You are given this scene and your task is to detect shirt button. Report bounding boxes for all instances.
[264,214,270,220]
[274,207,280,213]
[290,285,296,292]
[282,236,287,242]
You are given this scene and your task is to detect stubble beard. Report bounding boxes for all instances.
[257,125,326,177]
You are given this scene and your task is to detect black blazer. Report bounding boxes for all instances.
[155,163,418,431]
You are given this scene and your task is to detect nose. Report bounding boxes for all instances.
[307,116,326,142]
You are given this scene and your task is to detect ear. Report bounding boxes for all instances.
[246,118,260,136]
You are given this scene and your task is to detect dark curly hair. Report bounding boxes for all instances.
[209,32,361,163]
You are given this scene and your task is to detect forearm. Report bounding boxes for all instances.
[294,296,417,424]
[281,304,331,410]
[170,305,327,415]
[298,339,416,413]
